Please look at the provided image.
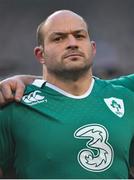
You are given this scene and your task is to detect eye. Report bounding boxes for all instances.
[75,34,86,39]
[53,36,64,42]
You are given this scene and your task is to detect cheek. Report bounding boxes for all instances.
[81,42,91,52]
[46,46,60,57]
[44,49,60,65]
[44,43,65,62]
[82,47,92,58]
[87,44,94,56]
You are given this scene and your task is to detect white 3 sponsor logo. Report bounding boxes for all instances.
[74,124,114,172]
[22,90,47,105]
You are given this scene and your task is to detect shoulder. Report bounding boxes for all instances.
[94,77,134,98]
[94,78,134,119]
[0,84,40,117]
[103,74,134,92]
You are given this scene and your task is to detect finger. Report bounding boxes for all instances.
[0,83,14,101]
[14,81,25,101]
[0,91,7,106]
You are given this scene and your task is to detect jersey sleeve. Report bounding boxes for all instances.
[0,104,14,174]
[107,74,134,92]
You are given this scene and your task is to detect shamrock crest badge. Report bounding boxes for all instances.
[104,97,124,118]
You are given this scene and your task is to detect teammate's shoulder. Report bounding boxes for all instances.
[94,76,134,95]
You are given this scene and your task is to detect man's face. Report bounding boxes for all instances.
[40,12,96,78]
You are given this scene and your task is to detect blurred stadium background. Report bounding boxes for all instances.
[0,0,134,80]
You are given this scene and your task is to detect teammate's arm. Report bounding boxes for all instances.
[0,75,41,105]
[107,74,134,91]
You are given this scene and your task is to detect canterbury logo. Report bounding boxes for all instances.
[22,90,47,105]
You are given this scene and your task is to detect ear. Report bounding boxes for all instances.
[34,46,45,64]
[91,41,96,56]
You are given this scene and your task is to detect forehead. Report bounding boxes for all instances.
[43,13,88,36]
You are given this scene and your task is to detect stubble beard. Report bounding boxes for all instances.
[47,62,93,82]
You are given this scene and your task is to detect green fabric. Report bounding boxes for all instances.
[107,74,134,91]
[0,78,134,178]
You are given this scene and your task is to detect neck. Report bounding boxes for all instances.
[44,70,93,96]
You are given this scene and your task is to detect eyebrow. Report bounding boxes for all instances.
[50,29,87,37]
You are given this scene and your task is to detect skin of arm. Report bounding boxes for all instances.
[0,75,42,105]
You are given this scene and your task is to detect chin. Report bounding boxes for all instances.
[65,62,89,70]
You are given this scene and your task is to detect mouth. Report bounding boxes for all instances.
[64,53,83,59]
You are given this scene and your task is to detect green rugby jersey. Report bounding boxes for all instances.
[107,74,134,91]
[0,77,134,179]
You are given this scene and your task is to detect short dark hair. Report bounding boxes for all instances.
[36,20,46,46]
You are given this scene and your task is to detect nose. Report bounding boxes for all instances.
[66,35,78,49]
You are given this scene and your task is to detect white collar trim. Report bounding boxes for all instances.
[32,79,46,87]
[46,78,95,99]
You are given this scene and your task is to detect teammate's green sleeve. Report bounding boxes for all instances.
[107,74,134,91]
